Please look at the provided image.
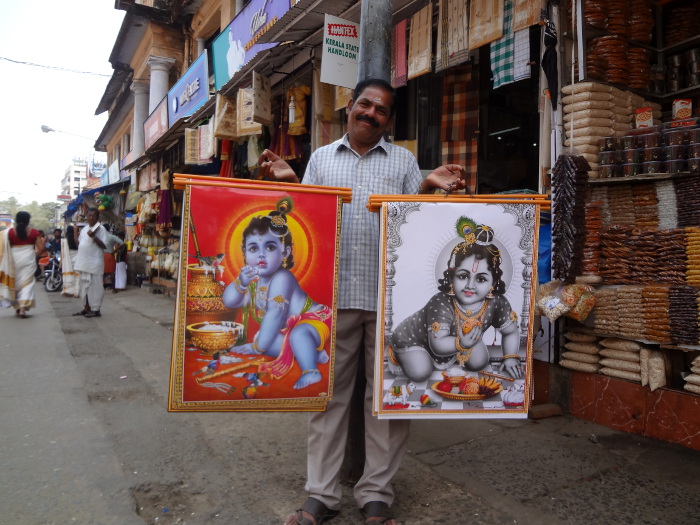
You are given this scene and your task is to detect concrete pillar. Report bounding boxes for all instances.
[146,56,176,113]
[197,38,206,57]
[358,0,392,82]
[130,82,149,159]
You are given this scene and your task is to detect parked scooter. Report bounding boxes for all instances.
[43,252,63,292]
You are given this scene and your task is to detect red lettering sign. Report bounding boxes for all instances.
[328,23,358,38]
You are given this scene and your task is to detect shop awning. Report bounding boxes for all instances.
[253,0,424,46]
[218,0,426,97]
[122,115,193,171]
[63,179,130,218]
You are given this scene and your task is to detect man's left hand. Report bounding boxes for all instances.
[420,164,467,194]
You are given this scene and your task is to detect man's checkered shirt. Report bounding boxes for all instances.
[303,134,422,311]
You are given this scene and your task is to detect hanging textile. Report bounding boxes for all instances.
[199,122,214,159]
[237,88,263,137]
[313,65,343,150]
[219,139,234,178]
[441,64,478,142]
[214,93,238,140]
[391,20,408,88]
[470,0,504,49]
[156,189,173,234]
[513,29,532,82]
[248,135,263,170]
[407,3,432,80]
[490,0,515,88]
[435,0,470,73]
[252,71,273,126]
[441,64,479,195]
[513,0,542,31]
[541,19,559,110]
[185,128,199,164]
[286,84,311,136]
[269,122,302,161]
[184,124,214,165]
[440,139,477,195]
[334,86,353,112]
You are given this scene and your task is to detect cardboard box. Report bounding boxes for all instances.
[635,106,654,128]
[673,99,693,120]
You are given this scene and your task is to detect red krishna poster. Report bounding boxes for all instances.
[169,180,346,411]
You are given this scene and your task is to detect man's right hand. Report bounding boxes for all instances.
[257,149,299,183]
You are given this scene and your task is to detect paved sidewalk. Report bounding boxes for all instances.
[3,284,700,524]
[0,288,142,525]
[110,286,700,525]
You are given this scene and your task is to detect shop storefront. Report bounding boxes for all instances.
[546,0,700,450]
[99,0,700,449]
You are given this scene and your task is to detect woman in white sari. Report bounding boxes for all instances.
[61,224,80,297]
[0,211,43,318]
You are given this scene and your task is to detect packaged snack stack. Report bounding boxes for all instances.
[642,285,672,343]
[598,337,642,384]
[560,331,601,374]
[615,285,645,339]
[669,284,700,345]
[592,287,620,333]
[684,355,700,395]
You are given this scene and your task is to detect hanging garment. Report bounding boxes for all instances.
[541,20,559,110]
[490,0,515,88]
[286,84,311,136]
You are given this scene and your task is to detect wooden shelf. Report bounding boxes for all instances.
[589,171,699,184]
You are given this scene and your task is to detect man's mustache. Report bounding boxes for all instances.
[356,114,379,127]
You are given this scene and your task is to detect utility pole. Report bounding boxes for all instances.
[357,0,393,82]
[341,0,393,484]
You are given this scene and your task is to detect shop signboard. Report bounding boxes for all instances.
[320,14,359,89]
[372,198,540,419]
[167,51,209,126]
[144,96,168,150]
[120,152,132,179]
[108,160,120,184]
[211,0,286,90]
[168,178,350,412]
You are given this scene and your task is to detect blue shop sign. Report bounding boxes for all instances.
[212,0,290,90]
[168,50,209,126]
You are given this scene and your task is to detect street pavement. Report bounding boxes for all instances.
[2,283,700,524]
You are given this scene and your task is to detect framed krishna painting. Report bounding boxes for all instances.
[372,198,541,419]
[168,178,349,411]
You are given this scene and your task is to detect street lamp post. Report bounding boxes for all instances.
[41,125,103,203]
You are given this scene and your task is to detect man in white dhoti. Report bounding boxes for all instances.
[73,208,108,318]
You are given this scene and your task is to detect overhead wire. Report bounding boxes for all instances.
[0,56,112,77]
[0,56,155,83]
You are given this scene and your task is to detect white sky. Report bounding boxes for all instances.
[0,1,125,205]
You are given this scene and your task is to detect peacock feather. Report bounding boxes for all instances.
[455,216,477,245]
[276,196,294,216]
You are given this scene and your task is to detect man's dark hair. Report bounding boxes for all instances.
[54,229,62,235]
[353,78,396,117]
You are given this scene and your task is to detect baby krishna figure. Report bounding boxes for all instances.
[390,217,523,382]
[222,197,332,389]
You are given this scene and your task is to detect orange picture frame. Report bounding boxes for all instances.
[168,179,345,411]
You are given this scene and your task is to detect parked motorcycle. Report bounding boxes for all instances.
[43,252,62,292]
